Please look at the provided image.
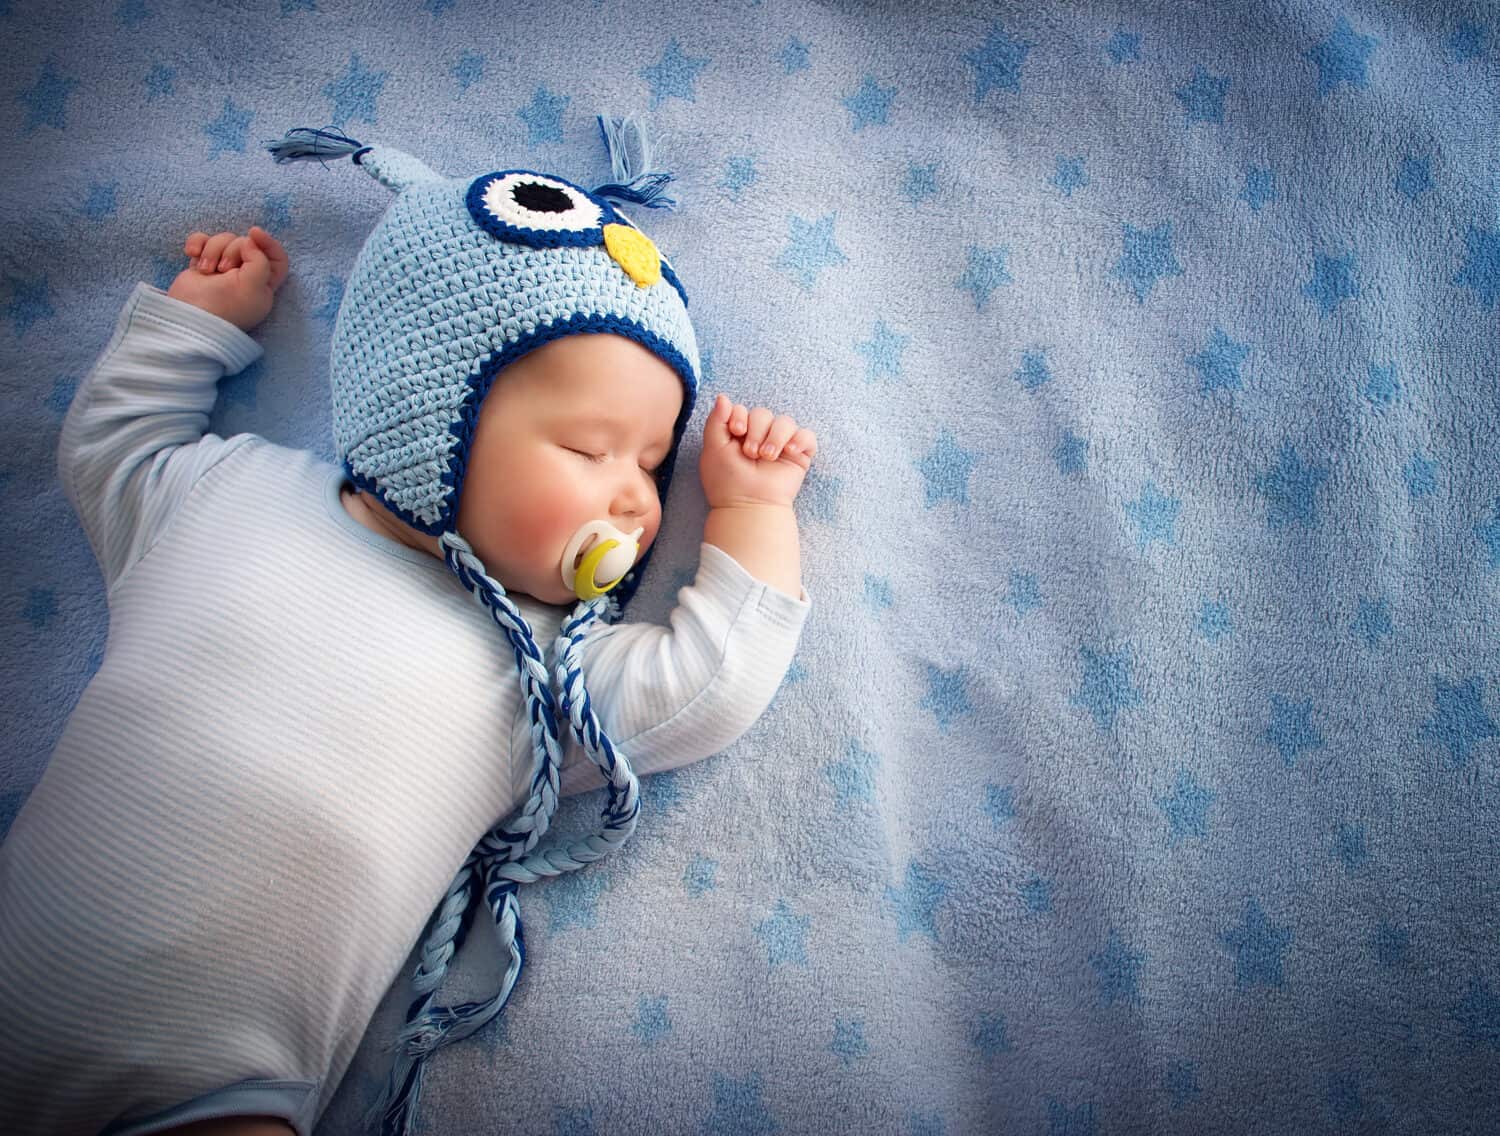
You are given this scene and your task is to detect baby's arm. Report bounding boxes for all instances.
[700,393,817,598]
[59,228,287,585]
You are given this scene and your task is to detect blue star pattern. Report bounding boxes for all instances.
[1334,822,1367,872]
[5,275,55,338]
[1352,597,1393,647]
[1302,250,1360,314]
[1254,445,1328,528]
[776,214,847,290]
[965,22,1033,102]
[1363,362,1400,406]
[1165,1060,1200,1108]
[322,53,385,128]
[145,64,175,100]
[546,867,609,932]
[1452,978,1500,1048]
[1307,17,1378,97]
[1071,645,1143,730]
[1174,67,1229,125]
[1157,769,1213,845]
[904,162,939,204]
[1090,929,1145,1006]
[684,856,717,897]
[856,320,908,381]
[843,75,895,132]
[1046,1099,1098,1135]
[721,155,757,199]
[826,739,879,807]
[1022,877,1053,914]
[640,39,708,108]
[1106,29,1141,65]
[204,98,253,158]
[1422,676,1498,767]
[1124,481,1180,549]
[1240,167,1278,212]
[1198,599,1233,641]
[632,994,671,1045]
[1114,222,1183,302]
[1052,156,1088,196]
[1396,156,1431,200]
[885,861,946,943]
[984,784,1015,825]
[779,37,810,74]
[453,52,484,92]
[1055,430,1088,475]
[1015,349,1051,390]
[1448,23,1490,64]
[921,664,973,734]
[972,1013,1011,1056]
[19,60,78,132]
[916,431,975,507]
[756,899,810,967]
[1187,329,1249,394]
[830,1018,868,1065]
[1454,226,1500,309]
[701,1074,778,1135]
[1264,694,1324,767]
[1221,899,1294,988]
[519,86,568,144]
[1006,571,1041,616]
[1478,500,1500,568]
[957,245,1012,309]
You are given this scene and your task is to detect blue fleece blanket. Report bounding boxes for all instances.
[4,1,1499,1132]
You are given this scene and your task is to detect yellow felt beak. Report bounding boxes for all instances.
[603,223,662,288]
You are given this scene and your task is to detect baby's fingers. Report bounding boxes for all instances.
[784,427,817,466]
[757,415,800,461]
[249,227,290,290]
[742,407,773,458]
[197,231,238,273]
[183,232,210,261]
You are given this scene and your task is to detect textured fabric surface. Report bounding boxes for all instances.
[3,1,1498,1133]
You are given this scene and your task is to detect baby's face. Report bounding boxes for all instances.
[457,332,684,605]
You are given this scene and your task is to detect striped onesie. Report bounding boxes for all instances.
[0,284,810,1134]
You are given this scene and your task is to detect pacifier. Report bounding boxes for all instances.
[561,520,645,601]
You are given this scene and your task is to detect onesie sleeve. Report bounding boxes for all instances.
[556,542,812,796]
[58,283,264,590]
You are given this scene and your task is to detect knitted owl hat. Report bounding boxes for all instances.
[267,118,698,1135]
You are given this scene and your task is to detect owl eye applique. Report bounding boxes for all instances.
[465,171,613,248]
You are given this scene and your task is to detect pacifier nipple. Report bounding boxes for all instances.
[561,520,645,601]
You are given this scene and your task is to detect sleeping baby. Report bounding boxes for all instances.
[0,123,815,1136]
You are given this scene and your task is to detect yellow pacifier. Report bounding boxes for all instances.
[561,520,645,601]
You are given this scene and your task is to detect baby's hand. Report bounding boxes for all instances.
[699,393,817,509]
[166,226,289,332]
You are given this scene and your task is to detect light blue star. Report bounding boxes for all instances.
[1090,929,1145,1006]
[47,376,78,416]
[957,245,1012,310]
[1363,361,1400,406]
[1199,599,1233,641]
[916,430,975,507]
[903,162,938,205]
[984,784,1015,825]
[702,1073,778,1135]
[19,60,79,132]
[721,154,757,199]
[555,1106,596,1136]
[1334,822,1367,872]
[922,663,973,734]
[280,0,316,12]
[684,855,717,897]
[1254,444,1328,528]
[631,994,671,1045]
[1114,221,1184,302]
[1055,430,1088,475]
[856,320,908,381]
[322,54,385,128]
[1372,922,1409,966]
[1264,694,1324,766]
[145,64,176,100]
[885,861,946,943]
[642,767,685,812]
[1395,156,1431,200]
[776,214,847,290]
[1072,645,1143,730]
[262,192,293,233]
[800,467,841,524]
[1454,225,1500,309]
[1125,480,1181,549]
[1220,898,1293,988]
[453,52,484,93]
[82,182,118,222]
[422,0,454,14]
[1166,1060,1200,1108]
[546,867,608,932]
[755,899,809,967]
[1052,155,1088,196]
[826,739,879,807]
[1240,167,1278,212]
[1174,67,1229,125]
[1422,675,1498,766]
[1045,1099,1098,1136]
[1106,29,1141,65]
[830,1019,869,1065]
[1352,596,1393,646]
[1479,499,1500,567]
[203,97,253,157]
[1187,328,1249,394]
[1006,571,1041,616]
[779,37,811,74]
[1015,349,1051,390]
[1452,978,1500,1049]
[1302,250,1361,314]
[1158,769,1213,846]
[5,274,55,337]
[972,1013,1010,1056]
[518,85,568,145]
[964,22,1033,102]
[1404,452,1438,498]
[1448,22,1490,64]
[864,575,893,613]
[640,39,708,109]
[1307,17,1378,97]
[312,274,344,328]
[1021,876,1052,914]
[843,74,895,132]
[23,588,57,630]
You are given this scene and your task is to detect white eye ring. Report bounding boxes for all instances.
[477,172,603,235]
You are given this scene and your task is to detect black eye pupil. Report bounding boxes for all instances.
[512,182,572,213]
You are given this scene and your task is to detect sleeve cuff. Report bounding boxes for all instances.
[127,282,264,375]
[695,541,812,628]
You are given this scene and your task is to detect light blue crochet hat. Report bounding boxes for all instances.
[270,117,699,611]
[266,119,699,1136]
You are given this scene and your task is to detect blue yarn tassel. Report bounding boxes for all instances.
[593,115,677,211]
[264,126,368,165]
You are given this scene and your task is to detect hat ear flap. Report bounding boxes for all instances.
[264,127,443,192]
